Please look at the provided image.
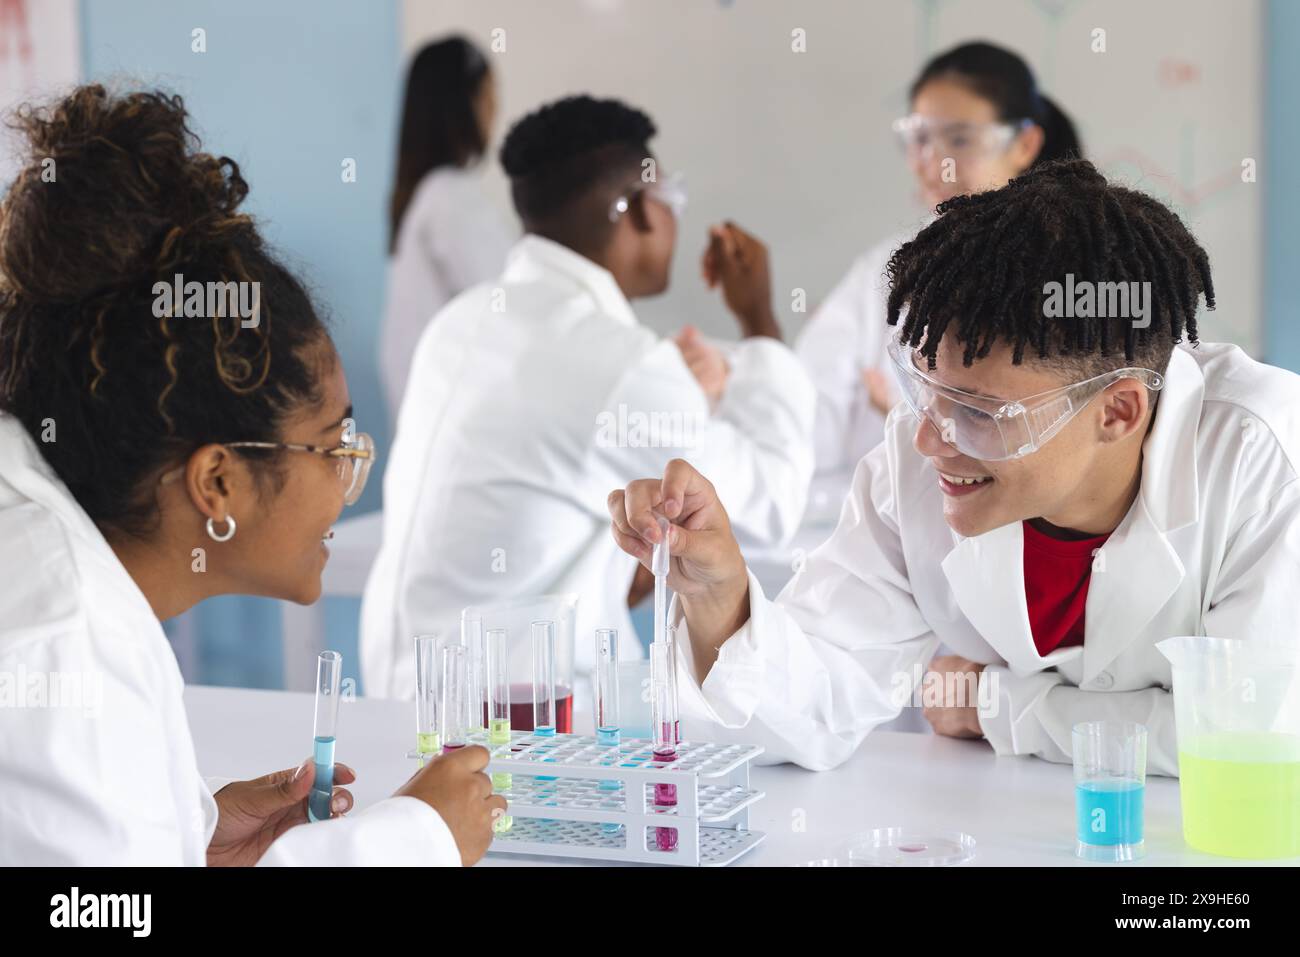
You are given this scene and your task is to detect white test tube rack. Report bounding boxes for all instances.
[408,730,766,866]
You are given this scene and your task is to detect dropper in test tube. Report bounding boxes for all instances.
[650,514,680,745]
[308,650,342,822]
[651,514,670,648]
[440,644,469,752]
[414,635,439,765]
[651,640,679,851]
[486,627,512,833]
[595,628,622,834]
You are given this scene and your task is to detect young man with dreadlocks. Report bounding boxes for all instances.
[606,159,1300,776]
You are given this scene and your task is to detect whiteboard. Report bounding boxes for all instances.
[403,0,1262,354]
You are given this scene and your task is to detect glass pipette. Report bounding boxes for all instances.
[308,650,342,822]
[650,514,680,745]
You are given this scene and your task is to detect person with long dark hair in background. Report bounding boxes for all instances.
[382,35,515,421]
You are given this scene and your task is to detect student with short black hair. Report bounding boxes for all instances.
[608,159,1300,777]
[362,95,815,695]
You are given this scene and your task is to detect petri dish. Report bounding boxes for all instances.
[847,828,975,866]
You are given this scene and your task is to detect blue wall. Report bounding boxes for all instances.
[1266,0,1300,373]
[81,0,401,688]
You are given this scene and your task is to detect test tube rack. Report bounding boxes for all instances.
[409,730,766,866]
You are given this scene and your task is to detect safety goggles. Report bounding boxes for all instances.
[891,114,1032,161]
[609,170,688,222]
[886,336,1164,461]
[160,427,376,505]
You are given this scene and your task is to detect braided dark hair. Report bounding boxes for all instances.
[886,159,1214,379]
[0,85,331,538]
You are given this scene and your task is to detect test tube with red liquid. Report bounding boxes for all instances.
[651,640,678,851]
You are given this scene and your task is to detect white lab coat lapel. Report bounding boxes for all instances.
[943,347,1204,683]
[941,522,1045,675]
[1080,347,1203,683]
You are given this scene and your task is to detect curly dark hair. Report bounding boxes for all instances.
[886,158,1215,379]
[0,84,332,538]
[499,94,656,241]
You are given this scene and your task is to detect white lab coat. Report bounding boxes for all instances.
[795,230,918,475]
[361,234,815,699]
[381,166,515,422]
[671,342,1300,777]
[0,414,461,866]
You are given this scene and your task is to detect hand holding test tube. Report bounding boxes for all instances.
[308,651,342,822]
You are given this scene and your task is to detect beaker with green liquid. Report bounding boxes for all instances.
[1158,636,1300,859]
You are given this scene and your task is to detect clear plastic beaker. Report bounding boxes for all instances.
[1072,721,1147,861]
[462,594,578,732]
[1158,635,1300,859]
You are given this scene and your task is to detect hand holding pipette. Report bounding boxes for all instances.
[606,459,750,678]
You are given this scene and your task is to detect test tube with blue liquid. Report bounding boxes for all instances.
[1073,720,1147,862]
[440,644,469,753]
[532,620,558,781]
[651,639,678,851]
[414,635,439,766]
[308,650,342,822]
[486,627,512,833]
[595,628,622,833]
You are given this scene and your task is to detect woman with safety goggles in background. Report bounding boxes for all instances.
[796,41,1083,489]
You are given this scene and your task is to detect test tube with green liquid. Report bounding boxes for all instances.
[414,635,440,765]
[486,627,512,833]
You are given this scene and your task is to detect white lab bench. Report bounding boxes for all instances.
[183,684,1294,867]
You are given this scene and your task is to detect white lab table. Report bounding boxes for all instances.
[184,684,1293,867]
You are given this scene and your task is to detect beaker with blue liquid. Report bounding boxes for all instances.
[1072,720,1147,862]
